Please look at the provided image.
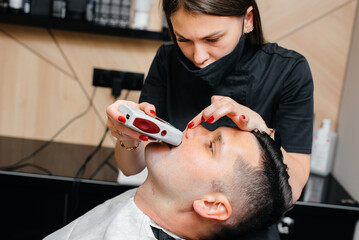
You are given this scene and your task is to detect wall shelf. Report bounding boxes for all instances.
[0,13,170,41]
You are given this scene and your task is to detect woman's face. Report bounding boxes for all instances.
[170,7,243,69]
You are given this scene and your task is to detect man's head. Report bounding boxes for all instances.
[140,126,292,239]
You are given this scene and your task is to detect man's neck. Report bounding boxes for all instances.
[134,181,208,240]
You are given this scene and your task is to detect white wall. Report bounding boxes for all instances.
[333,2,359,201]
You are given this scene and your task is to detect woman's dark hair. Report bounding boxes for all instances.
[162,0,265,45]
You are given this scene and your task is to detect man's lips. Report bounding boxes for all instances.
[164,142,174,149]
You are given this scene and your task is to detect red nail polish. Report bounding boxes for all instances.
[207,116,214,123]
[201,116,205,122]
[188,121,195,128]
[139,135,148,141]
[150,110,156,117]
[118,116,126,123]
[241,115,246,120]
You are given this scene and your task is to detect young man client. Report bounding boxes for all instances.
[45,126,293,240]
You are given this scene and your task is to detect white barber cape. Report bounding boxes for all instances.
[44,188,184,240]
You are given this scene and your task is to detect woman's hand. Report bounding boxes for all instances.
[106,100,157,142]
[106,100,154,176]
[188,96,269,133]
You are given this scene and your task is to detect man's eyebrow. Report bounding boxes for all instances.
[217,131,224,157]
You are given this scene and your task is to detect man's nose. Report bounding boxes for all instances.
[185,125,209,140]
[193,44,209,66]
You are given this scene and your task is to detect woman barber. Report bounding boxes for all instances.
[106,1,313,238]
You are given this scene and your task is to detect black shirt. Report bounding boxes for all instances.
[140,36,314,154]
[139,38,313,239]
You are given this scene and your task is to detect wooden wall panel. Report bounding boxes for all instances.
[0,0,357,151]
[333,0,359,201]
[51,30,163,126]
[0,30,109,147]
[0,24,73,77]
[277,1,357,130]
[0,24,163,148]
[149,0,164,32]
[257,0,352,41]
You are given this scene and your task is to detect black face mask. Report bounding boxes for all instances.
[176,34,247,88]
[176,12,249,88]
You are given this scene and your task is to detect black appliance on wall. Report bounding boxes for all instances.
[30,0,52,17]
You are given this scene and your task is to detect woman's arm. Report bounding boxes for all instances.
[109,46,168,176]
[282,151,310,202]
[106,100,156,176]
[114,140,147,176]
[275,56,313,201]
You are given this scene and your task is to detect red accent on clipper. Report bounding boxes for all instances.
[133,118,160,134]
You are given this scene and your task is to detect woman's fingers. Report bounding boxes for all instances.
[106,100,154,142]
[106,101,121,123]
[236,114,250,130]
[107,118,139,140]
[202,96,240,119]
[113,124,150,142]
[138,102,157,118]
[188,96,268,132]
[187,111,204,129]
[187,97,241,129]
[187,104,239,129]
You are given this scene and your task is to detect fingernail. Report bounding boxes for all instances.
[150,110,156,117]
[139,135,148,141]
[207,116,214,123]
[241,115,246,120]
[201,116,205,122]
[188,121,195,128]
[118,116,126,123]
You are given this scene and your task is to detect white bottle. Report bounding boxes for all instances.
[310,119,337,176]
[23,0,30,14]
[131,0,152,30]
[9,0,23,13]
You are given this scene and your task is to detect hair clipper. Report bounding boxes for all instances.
[119,105,183,146]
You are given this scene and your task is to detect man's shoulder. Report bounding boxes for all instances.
[74,188,138,222]
[44,188,141,239]
[111,188,137,202]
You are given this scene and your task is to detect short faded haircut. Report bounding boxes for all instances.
[207,129,293,240]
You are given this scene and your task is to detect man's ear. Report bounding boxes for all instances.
[193,193,232,221]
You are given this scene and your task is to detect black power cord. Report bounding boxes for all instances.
[7,163,53,175]
[74,127,109,179]
[0,89,97,174]
[89,150,115,179]
[68,126,109,222]
[85,89,131,180]
[67,89,132,221]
